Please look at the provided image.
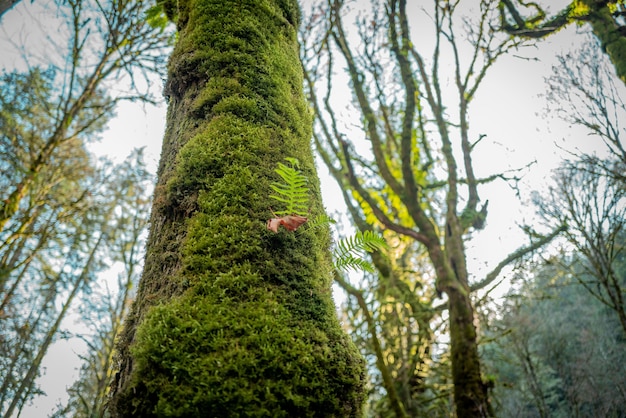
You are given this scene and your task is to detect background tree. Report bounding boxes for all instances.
[301,0,563,415]
[532,38,626,335]
[475,20,626,418]
[0,0,170,233]
[109,0,366,415]
[543,36,626,181]
[533,160,626,335]
[481,257,626,417]
[499,0,626,85]
[51,151,152,418]
[0,147,151,416]
[0,67,102,416]
[0,0,170,413]
[334,246,449,417]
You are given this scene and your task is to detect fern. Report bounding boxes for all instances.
[305,213,336,230]
[333,230,387,273]
[269,158,387,274]
[270,157,309,216]
[335,253,377,273]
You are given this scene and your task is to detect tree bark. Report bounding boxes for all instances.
[0,0,20,19]
[109,0,365,416]
[500,0,626,86]
[582,1,626,90]
[447,287,491,417]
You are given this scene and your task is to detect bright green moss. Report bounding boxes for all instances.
[124,289,363,417]
[110,0,365,416]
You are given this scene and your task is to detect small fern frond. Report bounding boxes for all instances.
[334,230,387,257]
[333,230,387,273]
[306,214,336,231]
[270,158,309,216]
[335,253,375,273]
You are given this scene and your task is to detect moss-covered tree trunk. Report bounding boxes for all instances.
[427,215,492,417]
[108,1,365,416]
[447,286,490,416]
[581,0,626,85]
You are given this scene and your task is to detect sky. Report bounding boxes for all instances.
[0,0,619,416]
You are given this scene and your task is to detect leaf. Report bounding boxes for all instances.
[269,158,309,216]
[306,214,336,231]
[266,214,308,233]
[335,230,387,257]
[334,253,376,273]
[333,230,388,273]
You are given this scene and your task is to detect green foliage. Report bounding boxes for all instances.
[146,3,170,32]
[269,158,386,273]
[481,257,626,417]
[270,157,309,216]
[334,231,388,273]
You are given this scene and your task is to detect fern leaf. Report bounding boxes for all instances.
[270,158,309,216]
[334,254,375,273]
[335,231,387,257]
[333,230,387,273]
[306,214,336,230]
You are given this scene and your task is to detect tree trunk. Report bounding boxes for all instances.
[447,287,491,417]
[0,0,19,19]
[582,0,626,85]
[109,0,365,416]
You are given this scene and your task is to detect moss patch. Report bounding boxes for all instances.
[119,287,363,417]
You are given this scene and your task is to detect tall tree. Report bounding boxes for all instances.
[302,0,563,415]
[109,0,365,416]
[533,159,626,335]
[333,246,448,417]
[535,38,626,335]
[0,0,169,411]
[481,258,626,417]
[0,67,101,415]
[0,0,170,234]
[52,151,152,418]
[543,37,626,182]
[499,0,626,85]
[0,150,143,417]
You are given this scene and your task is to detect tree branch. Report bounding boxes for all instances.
[470,224,566,292]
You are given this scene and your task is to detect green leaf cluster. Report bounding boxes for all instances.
[270,157,309,216]
[146,3,170,31]
[269,158,387,273]
[334,231,388,273]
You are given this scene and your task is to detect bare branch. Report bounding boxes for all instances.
[471,224,566,293]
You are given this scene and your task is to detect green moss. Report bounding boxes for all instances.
[110,0,365,416]
[119,289,363,417]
